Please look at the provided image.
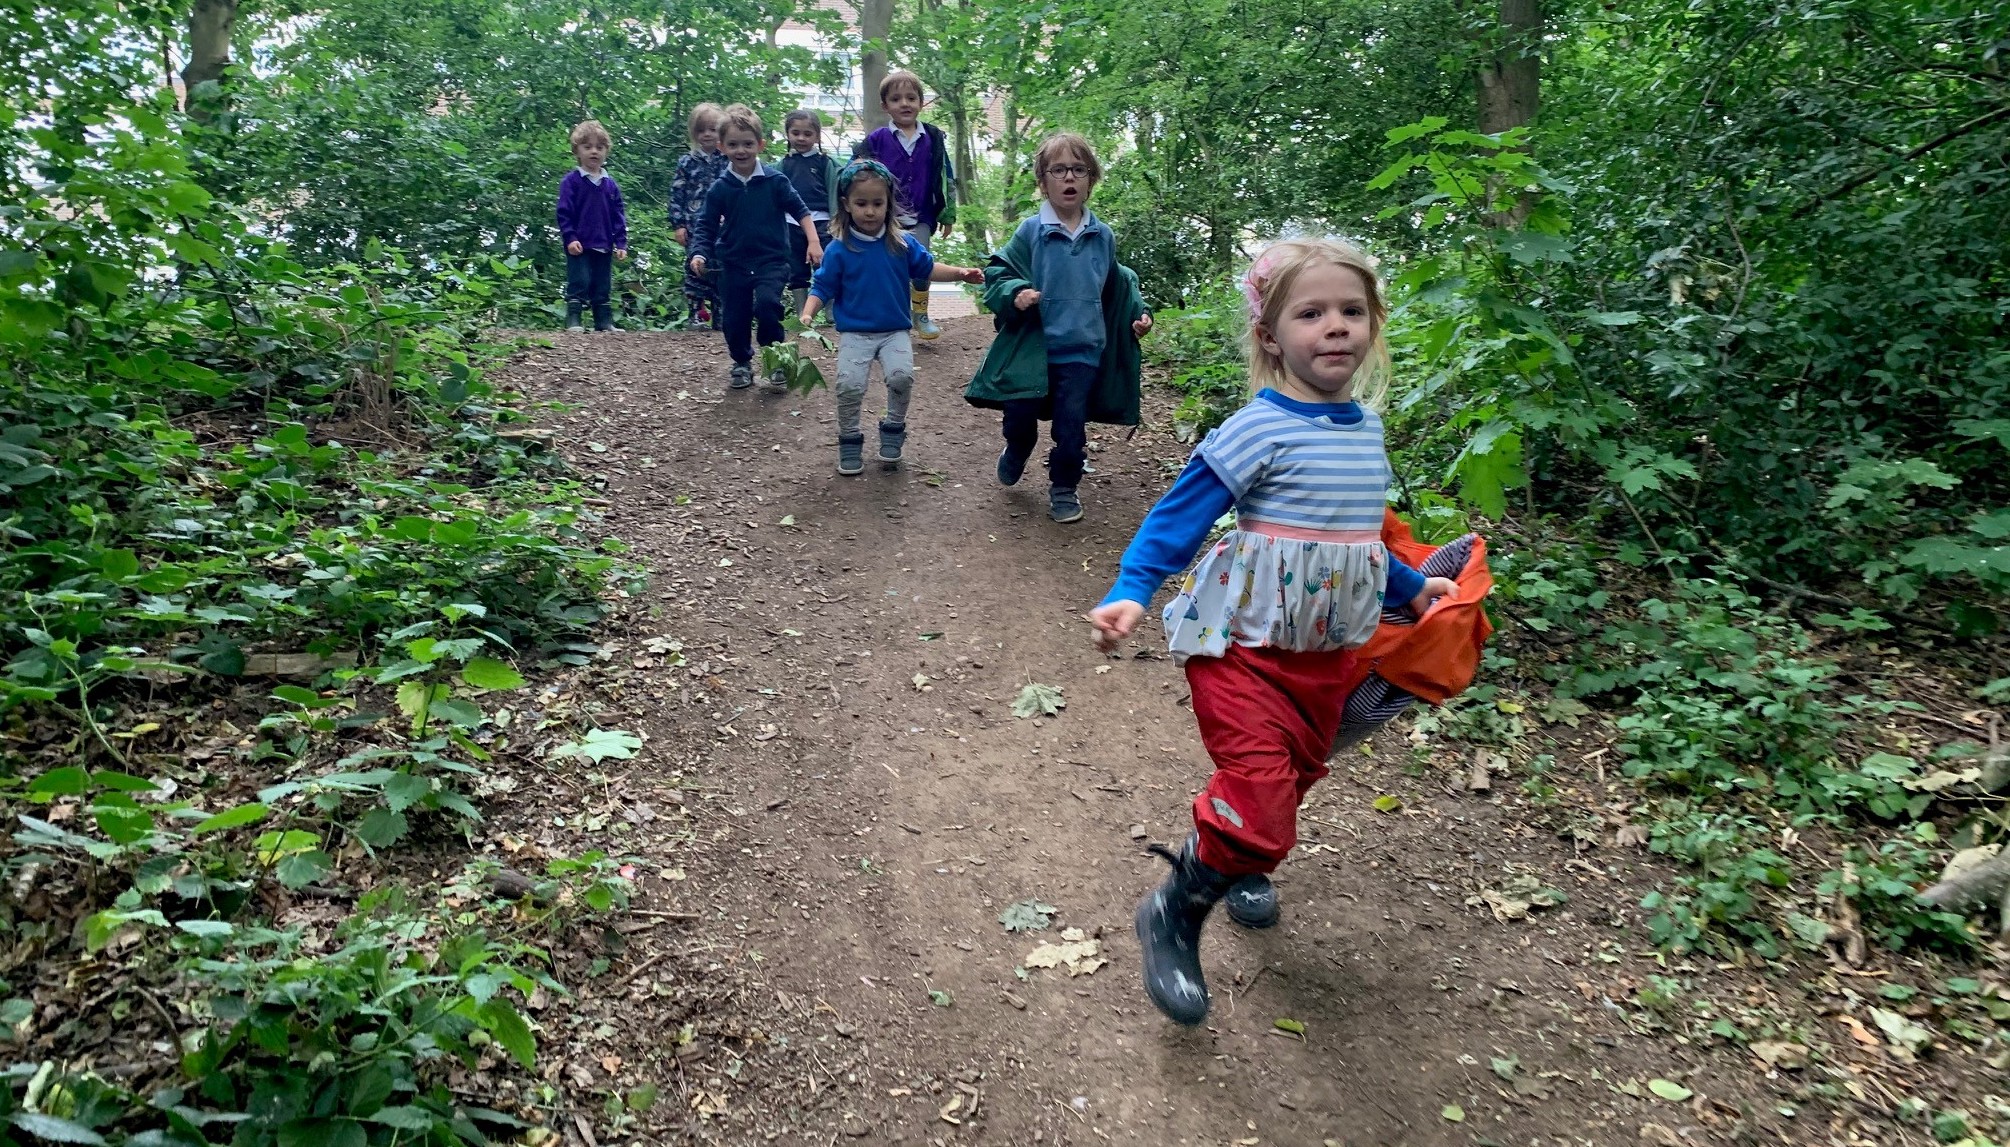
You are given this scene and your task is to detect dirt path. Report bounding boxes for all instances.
[501,320,1883,1146]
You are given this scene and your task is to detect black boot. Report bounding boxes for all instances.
[563,301,584,332]
[1134,835,1233,1026]
[1224,873,1279,928]
[592,302,614,332]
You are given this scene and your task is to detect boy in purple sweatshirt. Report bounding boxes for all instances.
[555,119,629,332]
[851,70,957,340]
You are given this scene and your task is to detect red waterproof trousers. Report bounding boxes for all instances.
[1186,642,1355,877]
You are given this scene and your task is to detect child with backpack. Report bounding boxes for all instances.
[1088,237,1469,1027]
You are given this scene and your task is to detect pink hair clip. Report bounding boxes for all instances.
[1240,248,1284,327]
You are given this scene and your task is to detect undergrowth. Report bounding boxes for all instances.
[1146,218,2006,963]
[0,82,649,1145]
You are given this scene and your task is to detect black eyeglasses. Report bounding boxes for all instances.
[1043,164,1092,180]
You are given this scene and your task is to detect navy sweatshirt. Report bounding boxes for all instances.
[689,164,810,272]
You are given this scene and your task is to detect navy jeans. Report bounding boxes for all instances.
[789,220,832,291]
[718,263,789,365]
[565,250,613,307]
[1001,359,1097,489]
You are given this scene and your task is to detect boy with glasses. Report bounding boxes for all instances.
[964,133,1152,523]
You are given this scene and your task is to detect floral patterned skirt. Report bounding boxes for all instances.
[1162,531,1388,664]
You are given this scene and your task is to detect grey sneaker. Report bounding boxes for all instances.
[729,363,754,390]
[1049,486,1083,524]
[763,367,789,395]
[878,419,906,466]
[836,433,864,476]
[997,447,1029,487]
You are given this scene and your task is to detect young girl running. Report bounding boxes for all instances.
[800,160,983,474]
[1088,237,1458,1027]
[668,103,727,328]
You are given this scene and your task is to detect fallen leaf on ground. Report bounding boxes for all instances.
[1870,1007,1932,1059]
[1274,1018,1306,1036]
[1646,1079,1692,1102]
[1024,938,1102,975]
[1440,1105,1464,1122]
[998,899,1058,932]
[1750,1041,1808,1071]
[1011,682,1065,718]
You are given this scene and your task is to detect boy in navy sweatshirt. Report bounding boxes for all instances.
[554,120,628,332]
[688,104,824,393]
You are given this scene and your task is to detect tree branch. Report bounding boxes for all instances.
[1791,104,2010,219]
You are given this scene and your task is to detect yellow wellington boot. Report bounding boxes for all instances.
[911,286,942,340]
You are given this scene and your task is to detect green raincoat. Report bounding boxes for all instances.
[962,217,1146,426]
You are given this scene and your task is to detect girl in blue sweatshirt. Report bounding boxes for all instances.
[800,161,982,475]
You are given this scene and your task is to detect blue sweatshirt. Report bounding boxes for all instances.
[556,169,627,252]
[690,164,810,272]
[810,232,936,332]
[1026,203,1114,366]
[1102,391,1426,609]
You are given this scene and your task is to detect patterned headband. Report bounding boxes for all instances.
[837,159,897,201]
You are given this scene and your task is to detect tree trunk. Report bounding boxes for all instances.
[944,88,985,249]
[182,0,237,118]
[999,90,1023,229]
[1477,0,1541,136]
[858,0,893,133]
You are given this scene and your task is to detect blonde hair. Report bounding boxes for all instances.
[686,103,724,151]
[878,70,924,106]
[1033,133,1101,187]
[717,103,764,145]
[829,164,908,253]
[1242,238,1392,408]
[569,119,610,152]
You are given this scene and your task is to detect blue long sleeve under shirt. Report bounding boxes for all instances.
[1102,393,1426,611]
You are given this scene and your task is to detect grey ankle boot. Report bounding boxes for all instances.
[878,419,906,466]
[836,433,865,476]
[564,302,584,332]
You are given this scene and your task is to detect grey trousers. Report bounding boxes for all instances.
[835,329,915,437]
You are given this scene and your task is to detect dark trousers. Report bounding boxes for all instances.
[565,250,613,307]
[1000,360,1097,489]
[789,220,832,290]
[718,263,789,365]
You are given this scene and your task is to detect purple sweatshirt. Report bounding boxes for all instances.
[556,169,627,252]
[858,126,938,229]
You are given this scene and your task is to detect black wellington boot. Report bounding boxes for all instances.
[1224,873,1279,928]
[1134,834,1234,1026]
[563,301,584,332]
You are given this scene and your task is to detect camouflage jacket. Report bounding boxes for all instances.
[668,150,728,232]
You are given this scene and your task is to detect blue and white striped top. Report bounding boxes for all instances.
[1102,389,1419,660]
[1198,395,1392,534]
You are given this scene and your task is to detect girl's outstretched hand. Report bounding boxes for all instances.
[1089,600,1145,652]
[1133,313,1153,337]
[1408,576,1458,616]
[960,267,984,284]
